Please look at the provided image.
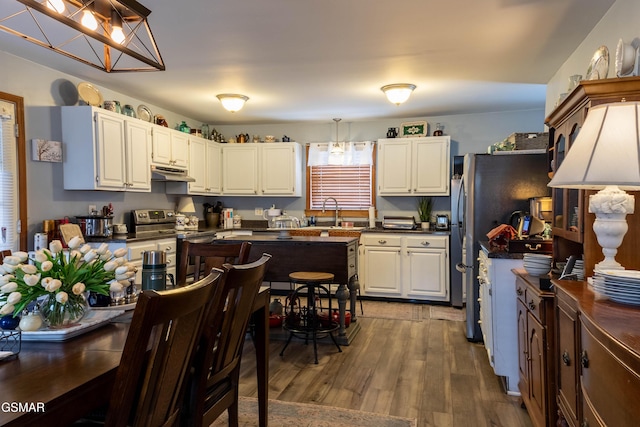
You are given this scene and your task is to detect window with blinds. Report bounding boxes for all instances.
[306,141,375,216]
[308,165,373,210]
[0,102,18,251]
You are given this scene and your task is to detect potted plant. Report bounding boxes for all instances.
[417,196,433,230]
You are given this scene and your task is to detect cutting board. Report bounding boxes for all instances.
[59,223,84,246]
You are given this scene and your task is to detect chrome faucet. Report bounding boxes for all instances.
[322,197,340,227]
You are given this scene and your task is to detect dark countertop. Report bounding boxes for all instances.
[84,224,450,245]
[215,234,359,244]
[480,240,526,259]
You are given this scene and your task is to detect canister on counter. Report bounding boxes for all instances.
[34,232,48,251]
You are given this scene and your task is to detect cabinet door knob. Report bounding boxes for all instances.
[562,350,571,366]
[580,350,589,368]
[528,301,536,310]
[516,288,523,296]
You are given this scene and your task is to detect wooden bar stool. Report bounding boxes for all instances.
[280,271,342,364]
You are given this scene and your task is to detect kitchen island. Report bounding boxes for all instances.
[213,235,360,345]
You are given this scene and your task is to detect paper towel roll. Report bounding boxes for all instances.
[368,206,376,228]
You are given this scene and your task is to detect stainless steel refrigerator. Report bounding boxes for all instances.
[460,153,550,342]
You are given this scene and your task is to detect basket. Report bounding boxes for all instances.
[0,329,21,359]
[507,132,549,150]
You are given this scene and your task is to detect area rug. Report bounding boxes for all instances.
[359,300,465,322]
[210,397,417,427]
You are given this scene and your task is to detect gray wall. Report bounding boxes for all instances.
[1,49,544,249]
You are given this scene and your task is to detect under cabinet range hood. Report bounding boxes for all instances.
[150,165,195,182]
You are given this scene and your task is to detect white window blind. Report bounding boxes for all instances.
[307,141,374,211]
[0,102,18,252]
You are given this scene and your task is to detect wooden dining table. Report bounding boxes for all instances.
[0,289,270,427]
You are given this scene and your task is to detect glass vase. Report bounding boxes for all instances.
[40,293,89,328]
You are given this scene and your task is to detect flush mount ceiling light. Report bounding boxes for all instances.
[0,0,165,72]
[216,94,249,113]
[381,83,417,106]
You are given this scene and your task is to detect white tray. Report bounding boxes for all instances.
[21,310,124,342]
[91,302,137,311]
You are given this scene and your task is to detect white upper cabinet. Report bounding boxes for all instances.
[377,136,450,196]
[62,106,151,192]
[221,142,301,196]
[166,138,222,196]
[151,126,189,169]
[260,143,301,196]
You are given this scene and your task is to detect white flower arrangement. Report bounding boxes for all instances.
[0,238,134,326]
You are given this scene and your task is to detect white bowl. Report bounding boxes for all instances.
[524,265,551,276]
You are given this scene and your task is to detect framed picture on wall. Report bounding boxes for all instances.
[32,139,62,162]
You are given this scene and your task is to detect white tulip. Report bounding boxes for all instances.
[55,291,68,304]
[69,250,83,261]
[72,282,86,295]
[7,291,21,304]
[3,256,21,266]
[83,250,98,263]
[79,244,92,254]
[42,277,62,292]
[34,250,48,263]
[41,260,53,272]
[0,275,15,285]
[103,261,117,272]
[2,263,16,273]
[0,303,15,315]
[99,250,113,261]
[96,243,109,255]
[0,265,5,275]
[115,272,134,280]
[21,264,37,274]
[67,236,83,249]
[49,240,63,254]
[115,265,129,275]
[109,280,123,293]
[113,248,128,258]
[1,282,17,292]
[23,273,41,287]
[13,251,29,263]
[114,257,126,266]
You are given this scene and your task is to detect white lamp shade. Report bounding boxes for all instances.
[548,102,640,191]
[177,196,196,213]
[217,94,249,112]
[381,84,416,105]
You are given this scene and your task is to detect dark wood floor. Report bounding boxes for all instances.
[238,314,533,427]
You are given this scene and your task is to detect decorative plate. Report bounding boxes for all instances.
[615,38,637,77]
[401,121,427,137]
[77,82,103,107]
[585,45,609,80]
[137,105,153,122]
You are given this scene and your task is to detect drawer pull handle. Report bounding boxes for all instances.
[525,243,541,251]
[562,350,571,366]
[516,288,523,296]
[580,350,589,368]
[421,241,430,246]
[528,301,536,310]
[378,240,387,244]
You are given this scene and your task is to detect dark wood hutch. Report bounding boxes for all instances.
[545,76,640,277]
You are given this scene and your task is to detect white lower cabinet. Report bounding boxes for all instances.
[126,238,176,286]
[360,233,449,301]
[478,249,522,395]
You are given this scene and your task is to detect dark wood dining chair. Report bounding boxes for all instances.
[182,253,272,427]
[176,241,252,286]
[104,270,223,427]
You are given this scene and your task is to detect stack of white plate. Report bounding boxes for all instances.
[523,253,553,276]
[572,259,585,280]
[591,270,640,305]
